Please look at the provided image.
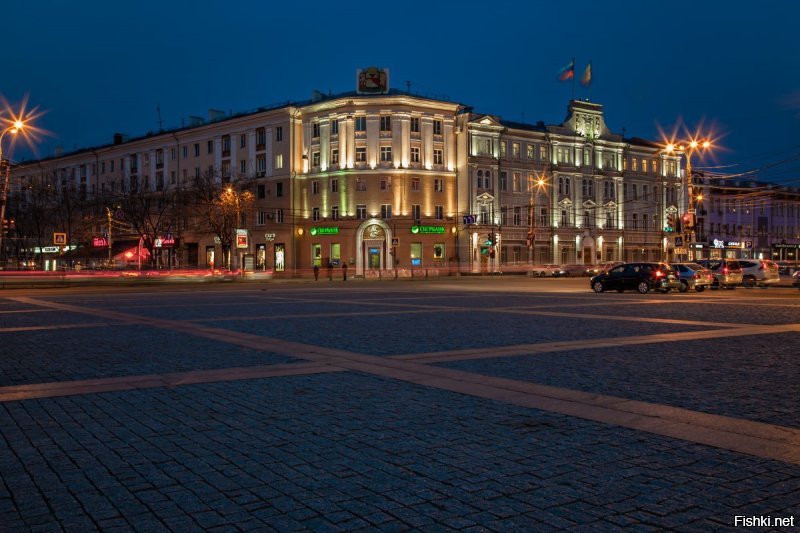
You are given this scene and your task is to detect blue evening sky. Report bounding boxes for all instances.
[4,0,800,183]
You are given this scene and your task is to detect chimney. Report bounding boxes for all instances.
[113,133,129,145]
[208,109,225,121]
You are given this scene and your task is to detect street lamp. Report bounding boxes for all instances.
[0,120,26,262]
[665,136,713,260]
[527,173,546,265]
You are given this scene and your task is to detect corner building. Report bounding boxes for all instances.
[11,83,688,275]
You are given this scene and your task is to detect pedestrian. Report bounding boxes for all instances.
[313,264,319,281]
[342,263,347,281]
[327,261,333,281]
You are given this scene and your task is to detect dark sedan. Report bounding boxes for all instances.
[590,262,680,294]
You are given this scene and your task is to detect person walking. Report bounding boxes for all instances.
[342,263,347,281]
[313,264,319,281]
[327,261,333,281]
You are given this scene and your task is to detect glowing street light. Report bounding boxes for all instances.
[0,118,27,261]
[664,134,714,259]
[527,173,547,264]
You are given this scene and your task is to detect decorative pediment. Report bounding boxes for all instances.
[582,199,597,208]
[470,115,504,132]
[666,205,678,213]
[476,192,495,204]
[558,197,573,208]
[603,200,617,209]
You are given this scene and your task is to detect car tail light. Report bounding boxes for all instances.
[694,273,701,279]
[759,262,765,270]
[723,267,729,275]
[655,270,664,278]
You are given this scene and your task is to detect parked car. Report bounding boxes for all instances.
[555,264,594,277]
[793,270,800,289]
[738,259,780,287]
[672,262,713,292]
[530,264,560,277]
[584,262,624,277]
[695,259,743,289]
[590,262,680,294]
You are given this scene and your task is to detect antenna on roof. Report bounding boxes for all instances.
[156,104,164,132]
[406,80,411,94]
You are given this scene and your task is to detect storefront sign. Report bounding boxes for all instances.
[411,225,445,234]
[92,236,109,248]
[154,235,175,248]
[309,227,339,236]
[42,246,61,253]
[236,229,249,249]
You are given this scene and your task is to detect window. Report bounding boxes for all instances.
[477,170,484,189]
[256,128,266,146]
[380,115,391,131]
[171,171,176,185]
[433,120,442,135]
[331,178,338,193]
[433,149,443,165]
[500,142,507,158]
[222,136,231,154]
[258,211,267,225]
[208,140,214,154]
[182,146,188,158]
[240,134,246,148]
[331,120,338,135]
[632,184,638,200]
[410,243,422,266]
[435,205,443,220]
[155,150,163,167]
[312,207,320,221]
[331,148,339,165]
[276,182,283,197]
[240,160,247,174]
[276,209,284,223]
[194,143,200,157]
[256,154,266,175]
[356,179,366,191]
[561,210,569,226]
[195,167,200,179]
[412,204,421,221]
[411,178,420,192]
[433,243,445,260]
[527,144,534,160]
[513,207,522,226]
[276,154,284,169]
[101,161,106,174]
[584,210,592,228]
[356,204,367,219]
[312,123,320,138]
[411,147,420,163]
[380,146,392,162]
[631,213,638,229]
[381,204,392,219]
[380,179,389,191]
[556,146,572,164]
[499,171,508,191]
[355,147,367,162]
[513,173,521,192]
[312,180,320,194]
[276,127,283,141]
[539,145,547,161]
[411,117,420,133]
[643,185,649,201]
[643,213,649,229]
[606,211,614,229]
[512,142,520,159]
[434,179,443,192]
[312,151,320,167]
[257,184,266,199]
[355,116,366,131]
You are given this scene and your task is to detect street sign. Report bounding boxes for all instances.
[675,236,683,247]
[674,247,688,255]
[391,238,399,246]
[53,233,67,245]
[265,233,276,242]
[463,215,476,225]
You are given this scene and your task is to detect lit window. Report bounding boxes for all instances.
[435,205,443,220]
[355,117,366,131]
[433,120,442,135]
[312,207,320,221]
[355,147,366,162]
[433,149,443,165]
[381,204,392,219]
[411,178,420,192]
[380,146,392,162]
[380,116,391,131]
[411,147,420,163]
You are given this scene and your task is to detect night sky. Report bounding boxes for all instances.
[4,1,799,183]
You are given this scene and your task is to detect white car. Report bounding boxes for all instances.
[530,264,560,277]
[739,259,780,287]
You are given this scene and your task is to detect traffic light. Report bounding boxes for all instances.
[487,233,494,245]
[682,213,692,229]
[665,214,675,232]
[526,232,533,248]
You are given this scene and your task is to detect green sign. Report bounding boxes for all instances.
[410,225,445,235]
[310,227,339,236]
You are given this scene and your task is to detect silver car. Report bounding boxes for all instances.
[739,259,780,287]
[672,262,713,293]
[696,259,743,290]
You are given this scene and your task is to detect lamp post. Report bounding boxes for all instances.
[666,137,712,260]
[527,173,546,265]
[0,120,25,262]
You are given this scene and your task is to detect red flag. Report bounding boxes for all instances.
[557,60,574,82]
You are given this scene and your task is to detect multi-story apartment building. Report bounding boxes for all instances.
[693,176,800,261]
[457,100,682,272]
[10,72,795,274]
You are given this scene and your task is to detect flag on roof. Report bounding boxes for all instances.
[557,60,574,82]
[580,62,592,86]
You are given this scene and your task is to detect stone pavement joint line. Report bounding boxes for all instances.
[6,296,800,466]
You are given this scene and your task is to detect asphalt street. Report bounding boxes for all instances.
[1,277,798,531]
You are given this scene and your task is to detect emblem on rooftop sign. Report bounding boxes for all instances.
[357,67,389,94]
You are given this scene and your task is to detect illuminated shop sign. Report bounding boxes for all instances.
[410,225,445,234]
[310,227,339,236]
[92,237,109,248]
[154,235,175,248]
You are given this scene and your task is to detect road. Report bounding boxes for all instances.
[1,277,798,530]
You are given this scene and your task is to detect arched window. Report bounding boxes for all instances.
[477,170,483,189]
